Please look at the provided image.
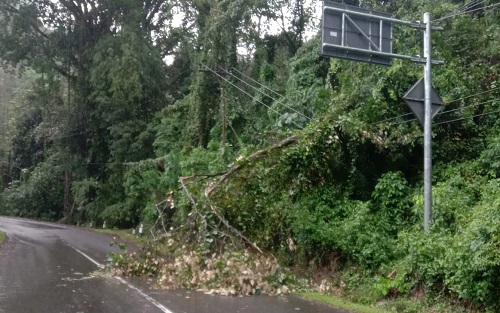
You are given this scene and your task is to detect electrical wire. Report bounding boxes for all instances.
[387,97,500,127]
[229,67,284,98]
[434,1,486,22]
[444,86,500,105]
[434,108,500,125]
[437,0,490,21]
[218,67,281,102]
[433,2,500,22]
[372,87,500,125]
[370,112,414,125]
[200,64,304,129]
[446,1,476,16]
[449,0,491,17]
[436,98,498,116]
[388,117,417,127]
[218,67,311,121]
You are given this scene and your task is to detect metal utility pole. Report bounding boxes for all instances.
[321,2,445,232]
[423,13,432,232]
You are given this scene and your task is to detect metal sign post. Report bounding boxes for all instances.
[423,13,432,232]
[321,2,445,232]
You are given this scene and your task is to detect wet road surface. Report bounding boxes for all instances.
[0,217,348,313]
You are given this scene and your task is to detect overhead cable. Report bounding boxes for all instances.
[372,86,500,125]
[444,86,500,105]
[434,108,500,125]
[370,112,414,125]
[219,67,281,102]
[433,2,500,22]
[437,0,489,21]
[219,67,311,121]
[387,97,500,127]
[229,67,284,98]
[200,64,304,129]
[436,98,498,116]
[388,117,417,127]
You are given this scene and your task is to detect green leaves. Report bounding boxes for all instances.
[371,172,413,233]
[1,154,65,220]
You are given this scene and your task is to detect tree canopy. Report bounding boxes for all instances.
[1,0,500,310]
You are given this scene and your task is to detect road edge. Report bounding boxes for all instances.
[295,292,389,313]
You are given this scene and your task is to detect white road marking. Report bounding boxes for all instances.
[70,246,174,313]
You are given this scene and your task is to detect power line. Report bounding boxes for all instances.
[219,67,281,101]
[388,117,417,127]
[200,64,304,129]
[434,1,495,22]
[452,0,491,16]
[444,86,500,105]
[435,108,500,125]
[218,67,311,121]
[370,112,414,125]
[436,98,498,116]
[229,67,284,99]
[459,0,489,12]
[387,97,500,127]
[437,0,489,21]
[433,2,500,22]
[372,87,500,125]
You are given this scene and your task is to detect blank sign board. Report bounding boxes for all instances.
[322,1,393,66]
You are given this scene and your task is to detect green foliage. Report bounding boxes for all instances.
[0,155,64,220]
[153,101,190,155]
[479,135,500,178]
[272,36,331,127]
[10,106,44,171]
[89,27,165,163]
[442,180,500,306]
[397,173,500,309]
[297,292,389,313]
[431,163,481,231]
[0,230,5,246]
[72,178,100,221]
[371,172,413,233]
[2,0,500,310]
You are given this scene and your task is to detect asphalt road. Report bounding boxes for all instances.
[0,217,348,313]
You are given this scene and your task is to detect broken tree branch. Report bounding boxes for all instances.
[209,204,263,254]
[178,172,229,183]
[205,135,299,197]
[179,179,207,233]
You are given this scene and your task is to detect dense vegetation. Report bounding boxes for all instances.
[1,0,500,310]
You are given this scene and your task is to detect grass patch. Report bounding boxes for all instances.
[296,292,389,313]
[93,228,145,245]
[0,230,6,246]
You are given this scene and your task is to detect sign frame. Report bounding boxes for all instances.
[322,1,393,66]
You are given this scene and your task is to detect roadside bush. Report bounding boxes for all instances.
[443,179,500,308]
[286,188,349,264]
[287,185,398,269]
[479,136,500,178]
[1,157,64,220]
[397,177,500,310]
[371,172,413,234]
[399,229,450,292]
